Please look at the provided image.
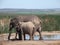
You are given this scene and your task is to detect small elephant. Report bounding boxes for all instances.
[15,21,36,40]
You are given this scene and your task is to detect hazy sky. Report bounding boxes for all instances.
[0,0,60,9]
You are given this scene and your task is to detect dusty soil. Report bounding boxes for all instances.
[1,40,60,45]
[0,31,60,45]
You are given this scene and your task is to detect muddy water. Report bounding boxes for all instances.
[1,34,60,41]
[26,34,60,40]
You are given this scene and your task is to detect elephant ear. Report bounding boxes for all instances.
[19,22,23,26]
[19,22,22,24]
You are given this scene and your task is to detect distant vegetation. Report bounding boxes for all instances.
[0,13,60,34]
[0,8,60,14]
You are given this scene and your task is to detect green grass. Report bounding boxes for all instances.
[39,15,60,31]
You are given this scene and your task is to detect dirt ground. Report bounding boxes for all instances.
[0,31,60,45]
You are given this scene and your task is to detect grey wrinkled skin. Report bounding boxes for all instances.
[16,22,36,40]
[8,15,43,40]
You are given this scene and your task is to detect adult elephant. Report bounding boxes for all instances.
[8,15,42,40]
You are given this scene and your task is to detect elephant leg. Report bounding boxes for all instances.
[38,27,43,40]
[32,34,34,40]
[20,28,24,41]
[30,28,36,40]
[18,33,22,40]
[8,23,14,40]
[32,27,36,40]
[24,34,26,40]
[15,32,17,39]
[21,30,24,40]
[39,31,43,40]
[8,27,12,40]
[30,34,33,40]
[22,34,24,41]
[18,30,22,40]
[30,30,35,40]
[8,31,11,40]
[31,32,35,40]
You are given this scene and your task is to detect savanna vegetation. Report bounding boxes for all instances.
[0,13,60,34]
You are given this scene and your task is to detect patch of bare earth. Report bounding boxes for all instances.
[0,31,60,45]
[2,41,47,45]
[1,40,60,45]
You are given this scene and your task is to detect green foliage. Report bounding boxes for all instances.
[0,13,60,34]
[38,15,60,31]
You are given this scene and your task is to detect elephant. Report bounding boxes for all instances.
[15,21,36,40]
[8,15,43,40]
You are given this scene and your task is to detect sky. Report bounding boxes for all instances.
[0,0,60,9]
